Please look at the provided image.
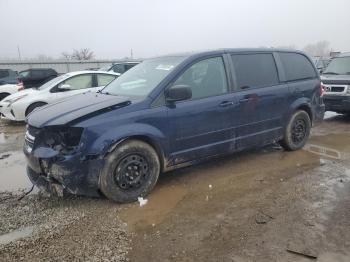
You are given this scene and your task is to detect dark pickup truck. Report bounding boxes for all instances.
[321,53,350,114]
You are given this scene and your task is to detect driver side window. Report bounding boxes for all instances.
[173,57,228,100]
[59,74,93,90]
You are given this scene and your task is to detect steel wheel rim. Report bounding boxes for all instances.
[291,119,306,144]
[114,154,149,190]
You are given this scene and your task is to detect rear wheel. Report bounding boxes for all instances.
[99,140,160,203]
[280,110,311,151]
[25,102,47,117]
[0,93,10,101]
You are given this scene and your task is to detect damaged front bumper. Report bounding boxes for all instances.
[24,147,105,197]
[23,126,105,197]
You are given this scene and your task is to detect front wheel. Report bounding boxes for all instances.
[280,110,311,151]
[99,140,160,203]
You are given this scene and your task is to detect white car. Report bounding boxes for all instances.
[0,83,23,101]
[0,71,119,121]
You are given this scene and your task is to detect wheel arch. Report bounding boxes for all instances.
[296,104,313,123]
[105,135,166,172]
[0,92,11,100]
[288,99,313,125]
[25,101,48,117]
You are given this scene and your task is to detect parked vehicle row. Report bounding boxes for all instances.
[0,62,138,101]
[22,48,325,203]
[0,71,119,121]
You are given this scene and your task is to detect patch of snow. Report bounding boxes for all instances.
[137,197,148,207]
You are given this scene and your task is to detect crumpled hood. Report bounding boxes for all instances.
[27,92,132,128]
[321,74,350,85]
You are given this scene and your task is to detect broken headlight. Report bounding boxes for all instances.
[39,126,84,154]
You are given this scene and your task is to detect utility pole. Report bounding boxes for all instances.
[130,48,133,59]
[17,45,22,61]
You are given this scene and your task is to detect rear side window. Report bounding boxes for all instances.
[231,53,279,89]
[279,52,316,81]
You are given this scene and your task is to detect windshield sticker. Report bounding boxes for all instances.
[156,64,174,71]
[120,79,146,90]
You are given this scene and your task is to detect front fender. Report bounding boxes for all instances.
[84,123,168,157]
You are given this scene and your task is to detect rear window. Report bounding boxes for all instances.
[31,70,46,78]
[279,52,316,81]
[0,70,9,78]
[231,53,279,89]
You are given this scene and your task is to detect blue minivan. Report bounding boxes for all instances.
[24,49,325,202]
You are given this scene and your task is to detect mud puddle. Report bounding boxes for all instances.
[0,151,32,191]
[123,131,350,261]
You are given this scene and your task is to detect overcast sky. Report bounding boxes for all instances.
[0,0,349,59]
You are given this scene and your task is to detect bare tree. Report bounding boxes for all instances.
[303,41,331,57]
[61,48,94,60]
[61,52,73,60]
[72,48,95,60]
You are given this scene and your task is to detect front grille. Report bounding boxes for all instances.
[331,86,345,92]
[323,85,346,93]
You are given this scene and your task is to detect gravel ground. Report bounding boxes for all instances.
[0,192,131,261]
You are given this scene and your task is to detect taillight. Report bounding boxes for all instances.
[17,81,24,91]
[320,81,324,97]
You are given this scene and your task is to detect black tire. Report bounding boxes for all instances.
[0,93,10,101]
[280,110,311,151]
[25,102,47,117]
[99,140,160,203]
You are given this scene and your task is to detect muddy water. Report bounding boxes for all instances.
[122,116,350,262]
[0,151,31,191]
[0,120,30,191]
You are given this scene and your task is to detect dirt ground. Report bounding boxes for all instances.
[0,114,350,262]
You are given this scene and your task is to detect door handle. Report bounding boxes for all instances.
[219,101,234,107]
[239,98,253,103]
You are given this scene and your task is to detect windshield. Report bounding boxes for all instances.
[38,75,67,90]
[323,57,350,75]
[102,56,186,97]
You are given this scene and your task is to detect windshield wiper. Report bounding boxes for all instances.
[323,72,339,75]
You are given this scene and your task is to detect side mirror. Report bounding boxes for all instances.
[58,83,71,91]
[166,85,192,103]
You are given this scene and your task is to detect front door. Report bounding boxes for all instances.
[167,56,238,165]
